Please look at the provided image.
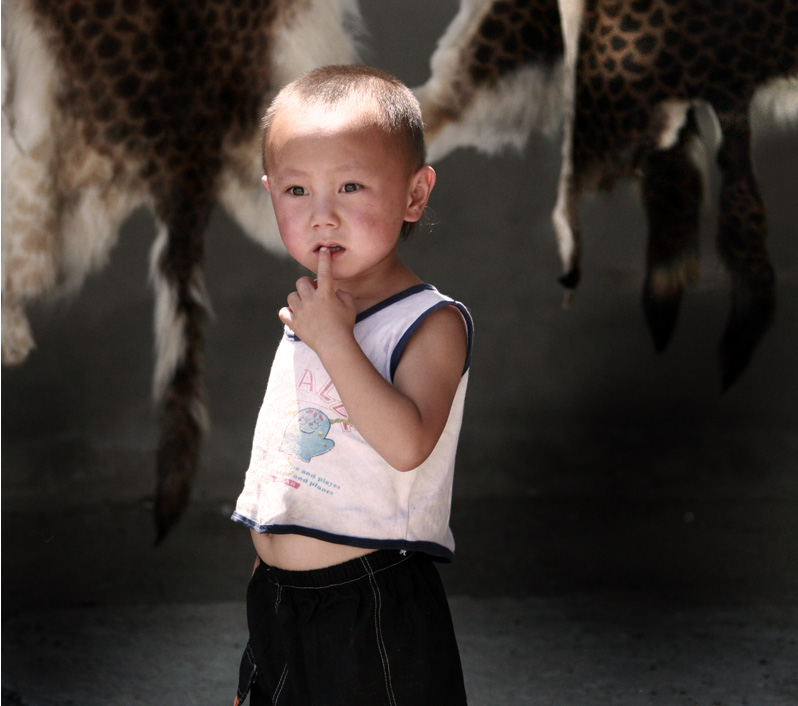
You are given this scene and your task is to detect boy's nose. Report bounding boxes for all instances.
[311,197,339,229]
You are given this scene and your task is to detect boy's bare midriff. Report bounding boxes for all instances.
[250,529,376,571]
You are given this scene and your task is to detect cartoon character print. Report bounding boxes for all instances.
[279,408,335,463]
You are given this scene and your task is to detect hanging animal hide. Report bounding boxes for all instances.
[415,0,798,389]
[2,0,362,541]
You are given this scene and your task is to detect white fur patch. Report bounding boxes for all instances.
[655,99,691,150]
[421,63,566,163]
[2,0,63,363]
[551,0,585,289]
[751,74,798,133]
[557,0,585,66]
[217,132,283,253]
[1,0,57,153]
[414,0,566,163]
[149,224,211,434]
[271,0,362,89]
[150,226,186,402]
[218,167,283,254]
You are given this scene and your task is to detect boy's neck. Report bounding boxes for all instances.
[336,259,422,313]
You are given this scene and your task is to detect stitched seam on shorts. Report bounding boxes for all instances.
[236,643,259,704]
[271,554,412,590]
[270,586,289,705]
[272,663,289,706]
[362,555,398,706]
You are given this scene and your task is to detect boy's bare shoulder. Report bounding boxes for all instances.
[428,302,469,340]
[402,303,469,372]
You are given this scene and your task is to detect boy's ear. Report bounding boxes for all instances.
[262,175,270,192]
[404,166,436,222]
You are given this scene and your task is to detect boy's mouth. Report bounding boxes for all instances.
[316,245,344,254]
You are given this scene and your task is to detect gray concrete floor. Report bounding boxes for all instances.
[4,3,798,705]
[3,598,797,705]
[3,487,798,704]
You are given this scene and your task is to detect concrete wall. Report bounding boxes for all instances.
[3,2,797,608]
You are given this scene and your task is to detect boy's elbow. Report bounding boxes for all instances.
[393,459,422,473]
[380,415,445,471]
[390,441,435,473]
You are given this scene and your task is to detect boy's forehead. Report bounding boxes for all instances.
[263,94,415,172]
[265,100,403,171]
[273,97,381,136]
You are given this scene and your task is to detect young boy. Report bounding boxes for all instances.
[232,65,473,706]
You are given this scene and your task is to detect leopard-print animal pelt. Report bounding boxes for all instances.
[415,0,798,389]
[2,0,362,540]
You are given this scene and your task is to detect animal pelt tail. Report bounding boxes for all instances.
[149,207,212,544]
[639,105,707,353]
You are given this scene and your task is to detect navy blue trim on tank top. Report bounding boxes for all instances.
[389,301,474,382]
[284,283,436,342]
[231,512,455,562]
[355,283,435,322]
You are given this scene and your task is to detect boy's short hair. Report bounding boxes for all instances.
[262,65,429,239]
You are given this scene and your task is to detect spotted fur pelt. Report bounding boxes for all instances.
[415,0,798,389]
[2,0,362,541]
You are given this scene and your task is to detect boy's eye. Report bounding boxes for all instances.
[342,183,361,193]
[288,186,307,196]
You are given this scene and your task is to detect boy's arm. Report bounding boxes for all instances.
[279,250,467,472]
[319,303,466,472]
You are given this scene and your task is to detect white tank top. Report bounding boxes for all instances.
[232,284,473,561]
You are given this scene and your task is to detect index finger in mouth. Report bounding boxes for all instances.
[315,246,334,289]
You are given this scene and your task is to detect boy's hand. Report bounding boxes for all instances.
[279,247,357,353]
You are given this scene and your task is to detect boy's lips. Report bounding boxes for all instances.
[315,244,345,254]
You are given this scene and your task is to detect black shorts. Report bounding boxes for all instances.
[235,550,468,706]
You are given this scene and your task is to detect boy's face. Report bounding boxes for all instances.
[263,101,434,283]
